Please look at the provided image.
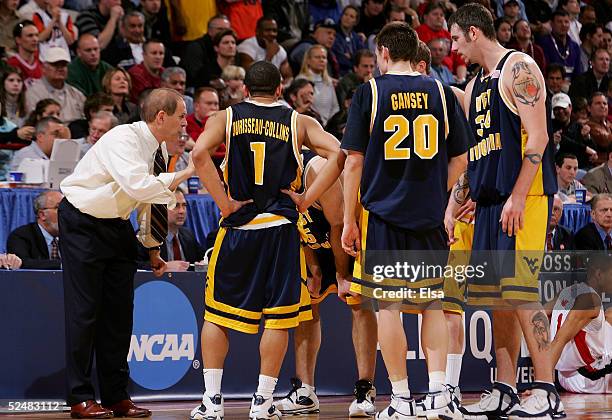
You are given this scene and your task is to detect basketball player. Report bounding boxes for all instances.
[341,22,470,419]
[447,4,564,418]
[189,61,345,420]
[550,231,612,394]
[275,150,379,417]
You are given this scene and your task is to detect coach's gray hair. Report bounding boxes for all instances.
[92,111,119,129]
[162,67,186,82]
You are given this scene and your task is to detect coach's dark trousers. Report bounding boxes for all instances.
[59,198,139,406]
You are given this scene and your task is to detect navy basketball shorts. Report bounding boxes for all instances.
[204,223,312,334]
[350,208,448,308]
[468,195,551,306]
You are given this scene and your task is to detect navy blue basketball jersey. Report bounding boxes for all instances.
[342,72,470,231]
[300,150,331,249]
[222,100,302,227]
[467,51,557,204]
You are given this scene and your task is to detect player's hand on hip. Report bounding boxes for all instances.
[336,274,356,303]
[221,198,253,218]
[149,249,167,277]
[342,222,361,257]
[308,266,323,298]
[281,189,308,213]
[500,194,525,236]
[444,211,457,246]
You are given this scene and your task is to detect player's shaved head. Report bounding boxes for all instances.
[245,61,281,96]
[140,87,184,122]
[375,22,418,63]
[448,3,496,41]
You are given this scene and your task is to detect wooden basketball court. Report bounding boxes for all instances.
[3,393,610,419]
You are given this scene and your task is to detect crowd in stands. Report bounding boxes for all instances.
[1,0,612,266]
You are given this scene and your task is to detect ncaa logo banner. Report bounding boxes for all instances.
[128,280,199,390]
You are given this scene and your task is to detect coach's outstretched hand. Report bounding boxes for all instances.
[500,194,525,236]
[342,222,361,257]
[149,249,167,277]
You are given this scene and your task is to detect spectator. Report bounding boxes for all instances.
[68,92,114,139]
[0,67,28,127]
[508,19,547,72]
[537,10,582,81]
[326,87,353,140]
[284,78,321,122]
[428,38,454,85]
[501,0,521,25]
[0,98,34,145]
[525,0,552,38]
[558,0,581,45]
[23,97,60,127]
[582,146,612,194]
[77,110,118,157]
[0,253,21,269]
[587,92,612,164]
[161,67,193,114]
[569,48,610,105]
[194,28,238,88]
[332,5,365,76]
[290,19,339,79]
[416,2,467,83]
[186,87,219,143]
[309,0,341,25]
[354,0,385,37]
[67,34,113,97]
[180,14,231,89]
[366,5,406,54]
[76,0,123,50]
[101,10,146,70]
[546,63,566,96]
[551,93,598,168]
[26,47,86,123]
[101,67,138,124]
[495,18,513,47]
[296,44,339,125]
[578,23,604,74]
[579,5,597,26]
[546,194,574,251]
[164,0,215,46]
[6,190,62,269]
[138,0,171,46]
[219,65,246,108]
[32,0,75,59]
[238,17,291,81]
[128,39,165,102]
[336,49,374,108]
[0,0,21,51]
[555,152,592,203]
[574,193,612,250]
[571,96,589,124]
[137,189,206,271]
[10,116,65,170]
[218,0,262,41]
[165,131,190,192]
[262,0,309,50]
[17,0,44,21]
[7,20,42,87]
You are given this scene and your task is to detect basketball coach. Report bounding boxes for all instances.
[58,88,195,418]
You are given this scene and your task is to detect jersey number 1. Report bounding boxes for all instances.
[250,142,266,185]
[383,114,439,160]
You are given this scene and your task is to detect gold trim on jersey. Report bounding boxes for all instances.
[498,52,522,116]
[290,110,303,191]
[222,107,233,187]
[369,78,378,134]
[235,213,292,230]
[434,79,449,140]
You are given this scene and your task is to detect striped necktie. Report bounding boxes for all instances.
[150,146,168,244]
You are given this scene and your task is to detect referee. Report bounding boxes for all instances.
[59,88,195,418]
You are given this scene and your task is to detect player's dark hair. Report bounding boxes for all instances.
[375,22,418,63]
[448,3,496,41]
[555,153,578,167]
[245,61,281,96]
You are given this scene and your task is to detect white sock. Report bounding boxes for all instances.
[203,368,223,397]
[428,371,446,393]
[391,378,410,398]
[302,382,315,393]
[495,381,518,395]
[256,375,278,400]
[445,354,463,387]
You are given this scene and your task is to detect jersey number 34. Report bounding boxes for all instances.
[383,114,439,160]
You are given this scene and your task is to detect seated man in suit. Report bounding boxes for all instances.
[137,189,207,271]
[547,194,574,251]
[575,193,612,250]
[7,190,63,269]
[582,146,612,194]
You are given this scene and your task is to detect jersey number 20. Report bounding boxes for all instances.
[383,114,439,160]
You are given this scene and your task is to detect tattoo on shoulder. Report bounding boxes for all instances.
[511,61,542,107]
[531,311,550,352]
[525,153,542,164]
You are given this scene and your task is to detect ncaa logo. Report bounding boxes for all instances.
[128,281,198,390]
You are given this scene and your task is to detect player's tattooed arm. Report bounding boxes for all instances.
[453,171,470,205]
[511,61,542,107]
[525,153,542,164]
[531,311,551,351]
